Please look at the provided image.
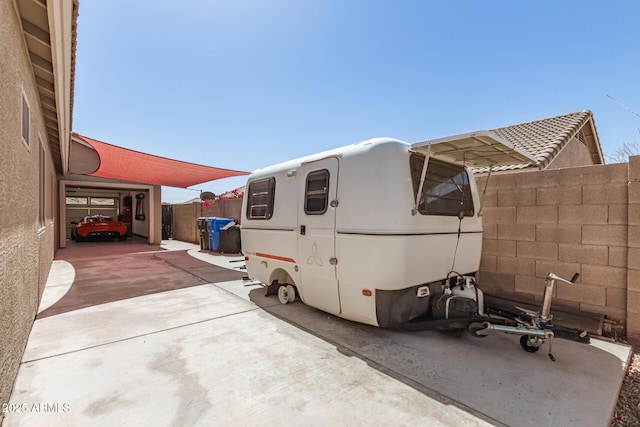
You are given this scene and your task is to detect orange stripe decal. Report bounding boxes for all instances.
[256,252,297,263]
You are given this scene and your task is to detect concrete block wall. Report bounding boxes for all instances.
[171,199,242,245]
[172,202,200,244]
[627,156,640,343]
[477,160,639,342]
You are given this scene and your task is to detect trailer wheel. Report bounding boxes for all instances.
[286,285,296,303]
[520,335,541,353]
[277,285,296,304]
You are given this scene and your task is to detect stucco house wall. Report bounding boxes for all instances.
[0,1,58,409]
[546,136,597,170]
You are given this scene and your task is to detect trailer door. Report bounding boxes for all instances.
[298,157,340,315]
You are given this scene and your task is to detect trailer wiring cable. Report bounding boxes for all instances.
[449,214,463,273]
[446,270,463,285]
[435,271,461,311]
[449,152,467,274]
[434,293,448,311]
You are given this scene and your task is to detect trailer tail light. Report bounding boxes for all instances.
[244,256,249,261]
[362,289,372,297]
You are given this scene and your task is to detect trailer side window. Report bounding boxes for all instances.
[410,155,474,217]
[305,169,329,215]
[246,177,276,219]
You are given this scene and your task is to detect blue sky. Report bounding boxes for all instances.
[72,1,640,203]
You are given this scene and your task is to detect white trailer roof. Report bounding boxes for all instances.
[412,130,538,168]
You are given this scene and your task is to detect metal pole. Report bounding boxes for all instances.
[541,276,555,322]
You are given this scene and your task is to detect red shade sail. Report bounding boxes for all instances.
[74,134,249,188]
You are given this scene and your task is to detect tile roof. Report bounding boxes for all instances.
[477,110,598,171]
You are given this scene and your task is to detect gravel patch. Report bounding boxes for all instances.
[611,345,640,426]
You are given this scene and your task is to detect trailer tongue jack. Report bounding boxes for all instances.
[466,272,587,361]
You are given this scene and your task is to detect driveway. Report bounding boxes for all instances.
[3,239,631,426]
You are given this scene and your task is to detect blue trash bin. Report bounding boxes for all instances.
[205,217,235,252]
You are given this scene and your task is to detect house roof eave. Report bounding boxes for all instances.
[17,0,78,175]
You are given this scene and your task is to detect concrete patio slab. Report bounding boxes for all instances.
[2,240,631,427]
[6,279,490,426]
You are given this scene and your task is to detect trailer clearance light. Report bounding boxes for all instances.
[362,289,372,297]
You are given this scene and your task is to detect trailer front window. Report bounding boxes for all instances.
[410,155,474,217]
[246,177,276,219]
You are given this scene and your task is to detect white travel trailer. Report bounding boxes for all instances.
[241,133,537,329]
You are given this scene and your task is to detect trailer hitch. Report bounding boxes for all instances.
[468,272,587,361]
[472,322,557,360]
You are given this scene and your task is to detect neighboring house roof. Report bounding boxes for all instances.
[476,110,604,172]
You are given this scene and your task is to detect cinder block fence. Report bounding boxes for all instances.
[171,198,243,244]
[477,157,640,343]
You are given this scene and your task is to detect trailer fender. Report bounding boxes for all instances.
[267,268,300,299]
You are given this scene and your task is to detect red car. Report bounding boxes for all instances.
[71,215,128,242]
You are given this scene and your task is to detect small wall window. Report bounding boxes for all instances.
[39,140,45,227]
[91,197,116,206]
[410,155,474,217]
[21,93,30,148]
[66,197,89,206]
[304,169,330,215]
[246,177,276,219]
[50,172,55,220]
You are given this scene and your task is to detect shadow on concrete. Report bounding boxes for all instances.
[39,244,245,319]
[247,287,629,427]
